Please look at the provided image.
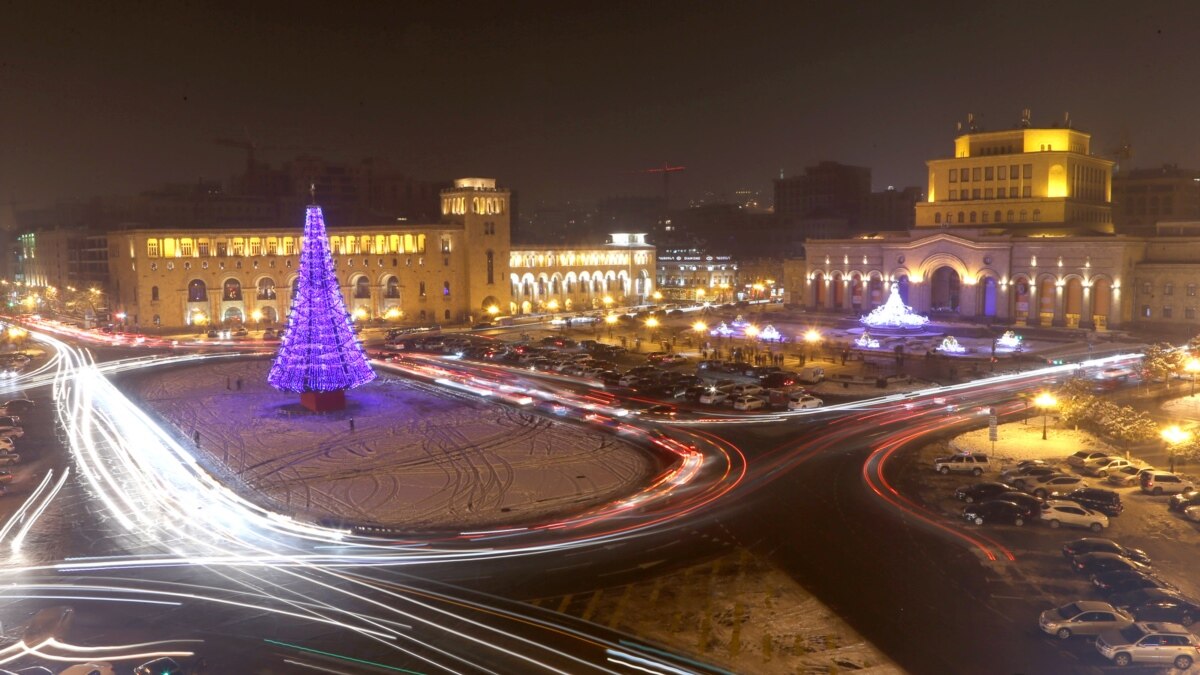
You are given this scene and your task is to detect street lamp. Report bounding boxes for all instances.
[605,313,618,339]
[1186,358,1200,398]
[1162,424,1192,473]
[804,328,822,360]
[652,290,663,303]
[251,309,264,330]
[1034,392,1058,440]
[602,295,614,311]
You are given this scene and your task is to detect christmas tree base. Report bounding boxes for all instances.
[300,390,346,412]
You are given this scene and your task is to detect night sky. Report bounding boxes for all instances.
[4,1,1200,209]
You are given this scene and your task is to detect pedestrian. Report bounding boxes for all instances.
[193,430,200,446]
[236,376,243,391]
[226,376,231,390]
[349,418,356,432]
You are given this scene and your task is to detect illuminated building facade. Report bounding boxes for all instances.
[508,233,656,313]
[655,247,736,304]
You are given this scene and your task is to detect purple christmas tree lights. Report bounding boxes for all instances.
[268,205,375,405]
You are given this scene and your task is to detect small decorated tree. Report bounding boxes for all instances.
[268,203,375,411]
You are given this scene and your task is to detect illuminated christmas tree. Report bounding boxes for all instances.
[268,202,375,411]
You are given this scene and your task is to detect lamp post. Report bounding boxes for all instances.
[605,313,618,339]
[804,328,822,361]
[1186,358,1200,398]
[645,315,660,342]
[1034,392,1058,440]
[251,309,263,331]
[603,295,614,312]
[1161,424,1192,473]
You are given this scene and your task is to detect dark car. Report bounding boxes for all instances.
[1101,573,1177,599]
[1062,538,1151,565]
[1168,490,1200,513]
[1050,487,1123,516]
[1026,474,1088,498]
[1074,552,1152,577]
[992,491,1045,514]
[1113,589,1200,627]
[760,372,799,389]
[1,399,34,414]
[1005,465,1060,489]
[963,500,1032,526]
[955,482,1017,503]
[1092,569,1173,595]
[598,370,622,386]
[206,329,220,338]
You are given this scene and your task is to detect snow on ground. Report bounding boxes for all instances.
[950,421,1117,463]
[1162,394,1200,421]
[125,358,658,530]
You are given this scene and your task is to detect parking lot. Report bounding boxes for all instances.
[904,422,1200,671]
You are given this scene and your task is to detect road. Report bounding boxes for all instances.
[0,318,1164,673]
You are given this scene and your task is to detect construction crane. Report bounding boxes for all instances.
[642,162,686,211]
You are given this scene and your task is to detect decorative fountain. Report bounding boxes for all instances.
[861,283,930,331]
[938,335,967,353]
[996,330,1023,349]
[710,322,734,337]
[759,325,782,342]
[854,332,880,349]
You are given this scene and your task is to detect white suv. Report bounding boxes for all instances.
[1095,621,1197,670]
[1040,499,1109,532]
[934,453,991,476]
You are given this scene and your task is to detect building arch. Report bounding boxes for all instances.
[352,274,371,299]
[256,276,277,300]
[221,278,242,301]
[382,275,400,299]
[187,279,208,302]
[916,252,970,283]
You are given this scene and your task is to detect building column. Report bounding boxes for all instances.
[1081,285,1093,329]
[824,281,834,311]
[1054,282,1065,326]
[843,278,854,314]
[806,278,816,310]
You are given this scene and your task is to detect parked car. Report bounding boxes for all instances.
[0,416,20,427]
[991,491,1045,514]
[1040,500,1109,531]
[1039,601,1134,640]
[1082,457,1142,478]
[1049,487,1123,516]
[1062,538,1150,565]
[1067,450,1111,469]
[1001,465,1059,489]
[59,664,116,675]
[1072,552,1152,577]
[0,426,25,438]
[1025,474,1088,499]
[1095,621,1198,669]
[1167,490,1200,512]
[1140,471,1194,496]
[1109,589,1200,627]
[659,354,688,366]
[963,500,1032,526]
[1099,573,1176,599]
[954,482,1017,503]
[934,452,992,476]
[1107,465,1156,487]
[1092,569,1174,595]
[1184,505,1200,523]
[732,395,765,411]
[133,658,183,675]
[1,399,33,414]
[699,390,730,405]
[731,384,763,397]
[786,394,823,410]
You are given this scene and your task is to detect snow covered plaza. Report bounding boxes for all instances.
[123,358,658,531]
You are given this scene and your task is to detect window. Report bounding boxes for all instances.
[443,281,450,296]
[147,239,160,258]
[972,168,981,181]
[180,239,194,257]
[1163,306,1173,319]
[1188,284,1196,297]
[934,212,942,224]
[249,238,261,256]
[1009,187,1018,198]
[151,286,159,301]
[998,165,1007,180]
[440,236,452,254]
[486,250,494,284]
[1187,307,1196,320]
[1022,186,1032,198]
[1006,210,1014,222]
[198,240,210,257]
[1142,305,1151,318]
[1010,165,1019,179]
[1019,210,1027,222]
[994,210,1001,222]
[1023,164,1032,179]
[445,309,451,320]
[187,280,207,302]
[949,189,958,200]
[419,281,426,298]
[981,210,990,223]
[949,169,957,183]
[1142,282,1152,295]
[1164,282,1174,296]
[985,167,994,180]
[957,211,965,224]
[354,276,370,299]
[984,188,993,198]
[217,241,228,257]
[972,188,980,199]
[222,278,242,301]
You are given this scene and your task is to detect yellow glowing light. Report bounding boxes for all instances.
[250,309,263,322]
[744,325,760,337]
[602,295,614,306]
[486,304,500,315]
[547,299,560,311]
[605,314,618,325]
[1187,358,1200,374]
[804,329,822,344]
[652,291,663,301]
[1162,425,1192,446]
[645,316,659,329]
[752,283,765,292]
[1033,392,1057,409]
[6,327,26,339]
[692,320,707,332]
[353,307,368,320]
[696,288,706,298]
[384,307,401,319]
